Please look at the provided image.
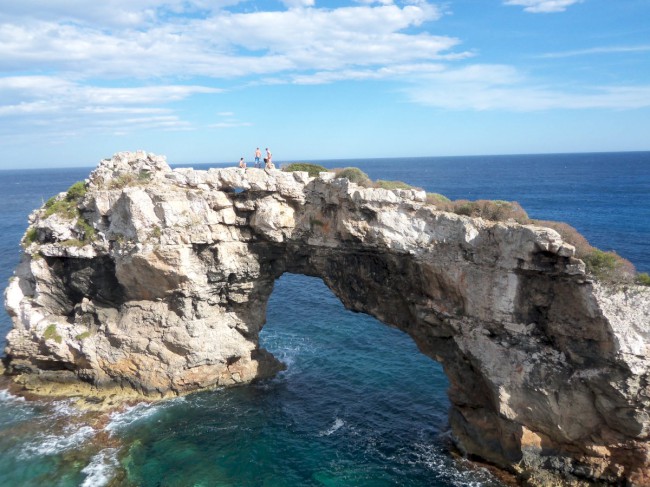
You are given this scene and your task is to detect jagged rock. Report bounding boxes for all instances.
[4,151,650,485]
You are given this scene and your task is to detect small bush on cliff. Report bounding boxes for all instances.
[426,193,451,205]
[66,181,87,201]
[335,167,372,187]
[431,197,529,224]
[583,249,636,283]
[43,324,62,344]
[108,170,152,190]
[373,180,413,190]
[23,227,39,246]
[637,273,650,286]
[75,218,95,243]
[283,163,328,177]
[533,219,636,284]
[44,181,88,219]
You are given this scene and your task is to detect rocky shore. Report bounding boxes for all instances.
[4,151,650,484]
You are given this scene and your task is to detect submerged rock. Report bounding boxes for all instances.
[4,151,650,484]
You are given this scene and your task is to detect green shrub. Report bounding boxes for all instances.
[453,200,476,217]
[44,195,58,209]
[373,180,413,190]
[44,198,78,219]
[283,163,328,177]
[637,273,650,286]
[66,181,87,201]
[75,218,95,243]
[75,331,92,340]
[108,170,152,189]
[582,249,636,283]
[434,199,529,222]
[335,167,372,187]
[473,200,529,223]
[43,324,63,344]
[23,227,39,246]
[426,193,451,205]
[531,220,637,284]
[60,238,86,248]
[43,181,87,219]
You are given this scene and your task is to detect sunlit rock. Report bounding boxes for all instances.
[4,151,650,485]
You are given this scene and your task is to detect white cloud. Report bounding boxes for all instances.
[0,2,452,79]
[0,76,221,136]
[541,45,650,58]
[356,0,395,4]
[0,0,243,27]
[404,64,650,111]
[503,0,582,13]
[0,0,465,141]
[280,0,315,9]
[210,121,253,128]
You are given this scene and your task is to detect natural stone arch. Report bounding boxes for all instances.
[4,151,650,485]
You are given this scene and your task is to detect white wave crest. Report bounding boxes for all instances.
[319,418,344,436]
[105,397,185,435]
[104,402,157,434]
[81,448,119,487]
[20,425,96,458]
[0,389,26,403]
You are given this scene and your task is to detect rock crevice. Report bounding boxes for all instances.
[4,151,650,484]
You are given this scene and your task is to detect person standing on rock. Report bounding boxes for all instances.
[254,148,261,168]
[265,148,273,169]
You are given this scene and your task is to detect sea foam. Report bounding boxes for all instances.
[81,448,119,487]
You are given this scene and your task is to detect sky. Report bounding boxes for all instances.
[0,0,649,168]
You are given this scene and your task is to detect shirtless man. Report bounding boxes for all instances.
[254,148,261,168]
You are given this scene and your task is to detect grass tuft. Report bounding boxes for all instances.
[334,167,372,187]
[108,170,152,189]
[43,324,63,344]
[23,227,39,246]
[43,181,88,219]
[75,331,92,340]
[283,163,328,177]
[373,180,413,190]
[637,273,650,286]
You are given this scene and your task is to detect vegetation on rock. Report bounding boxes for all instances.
[426,193,451,205]
[283,163,328,177]
[43,324,62,344]
[44,181,88,219]
[37,181,96,245]
[108,170,152,190]
[22,227,38,247]
[75,331,92,340]
[374,180,413,190]
[529,220,635,284]
[334,167,373,187]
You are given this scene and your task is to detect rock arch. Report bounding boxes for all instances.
[4,151,650,484]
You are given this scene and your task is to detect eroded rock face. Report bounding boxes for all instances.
[4,151,650,484]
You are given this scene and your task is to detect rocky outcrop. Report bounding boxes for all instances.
[4,151,650,484]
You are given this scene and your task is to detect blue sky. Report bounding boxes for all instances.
[0,0,649,168]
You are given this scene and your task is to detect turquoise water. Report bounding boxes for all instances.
[0,152,648,486]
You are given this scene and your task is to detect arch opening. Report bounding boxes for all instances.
[257,272,504,485]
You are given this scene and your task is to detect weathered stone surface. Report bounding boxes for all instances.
[4,151,650,485]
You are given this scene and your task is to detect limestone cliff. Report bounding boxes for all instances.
[4,151,650,485]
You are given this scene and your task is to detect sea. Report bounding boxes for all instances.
[0,152,648,486]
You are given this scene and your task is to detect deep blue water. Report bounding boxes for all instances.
[0,152,648,486]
